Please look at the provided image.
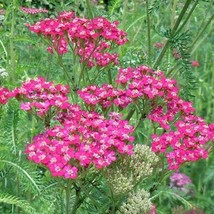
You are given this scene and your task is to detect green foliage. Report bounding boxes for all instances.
[108,0,123,15]
[0,193,37,214]
[165,29,197,100]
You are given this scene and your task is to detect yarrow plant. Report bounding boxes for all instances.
[1,3,214,213]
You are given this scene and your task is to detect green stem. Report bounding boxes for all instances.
[86,0,93,18]
[110,187,116,214]
[146,0,151,65]
[77,40,100,86]
[57,55,75,102]
[191,14,214,48]
[153,40,170,69]
[58,55,74,85]
[71,184,81,214]
[107,69,112,85]
[65,180,72,214]
[171,0,178,28]
[125,109,135,121]
[176,0,199,35]
[172,0,192,33]
[191,28,212,55]
[153,0,192,68]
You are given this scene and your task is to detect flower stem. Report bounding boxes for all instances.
[71,184,81,214]
[125,109,135,121]
[146,0,151,65]
[172,0,192,33]
[86,0,93,19]
[153,0,192,68]
[107,69,112,85]
[65,180,72,214]
[171,0,178,28]
[176,0,199,35]
[191,14,214,48]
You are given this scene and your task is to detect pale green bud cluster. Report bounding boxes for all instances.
[107,172,134,195]
[105,144,158,195]
[120,189,152,214]
[129,144,159,179]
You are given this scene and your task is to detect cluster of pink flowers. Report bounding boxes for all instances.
[25,103,134,179]
[77,84,132,109]
[152,115,213,170]
[78,64,214,169]
[12,77,70,117]
[0,87,13,104]
[0,77,134,179]
[78,65,181,110]
[20,7,49,14]
[170,172,192,193]
[27,11,128,67]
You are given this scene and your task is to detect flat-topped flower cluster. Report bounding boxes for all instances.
[27,11,128,67]
[13,77,70,116]
[0,87,13,104]
[26,105,134,179]
[0,77,134,179]
[170,172,192,193]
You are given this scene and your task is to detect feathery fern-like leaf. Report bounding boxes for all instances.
[0,193,37,214]
[108,0,123,15]
[0,158,41,194]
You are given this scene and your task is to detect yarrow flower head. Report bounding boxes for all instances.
[0,77,135,179]
[120,189,152,214]
[25,102,134,179]
[170,171,192,193]
[105,144,158,195]
[27,12,128,67]
[172,206,204,214]
[13,77,70,117]
[0,87,13,104]
[152,114,213,170]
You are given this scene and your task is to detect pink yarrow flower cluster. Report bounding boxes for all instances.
[20,7,49,14]
[0,87,13,104]
[12,77,70,117]
[77,84,132,109]
[170,172,192,193]
[78,65,180,110]
[2,77,135,179]
[78,64,214,169]
[152,115,213,170]
[25,104,134,179]
[27,11,128,67]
